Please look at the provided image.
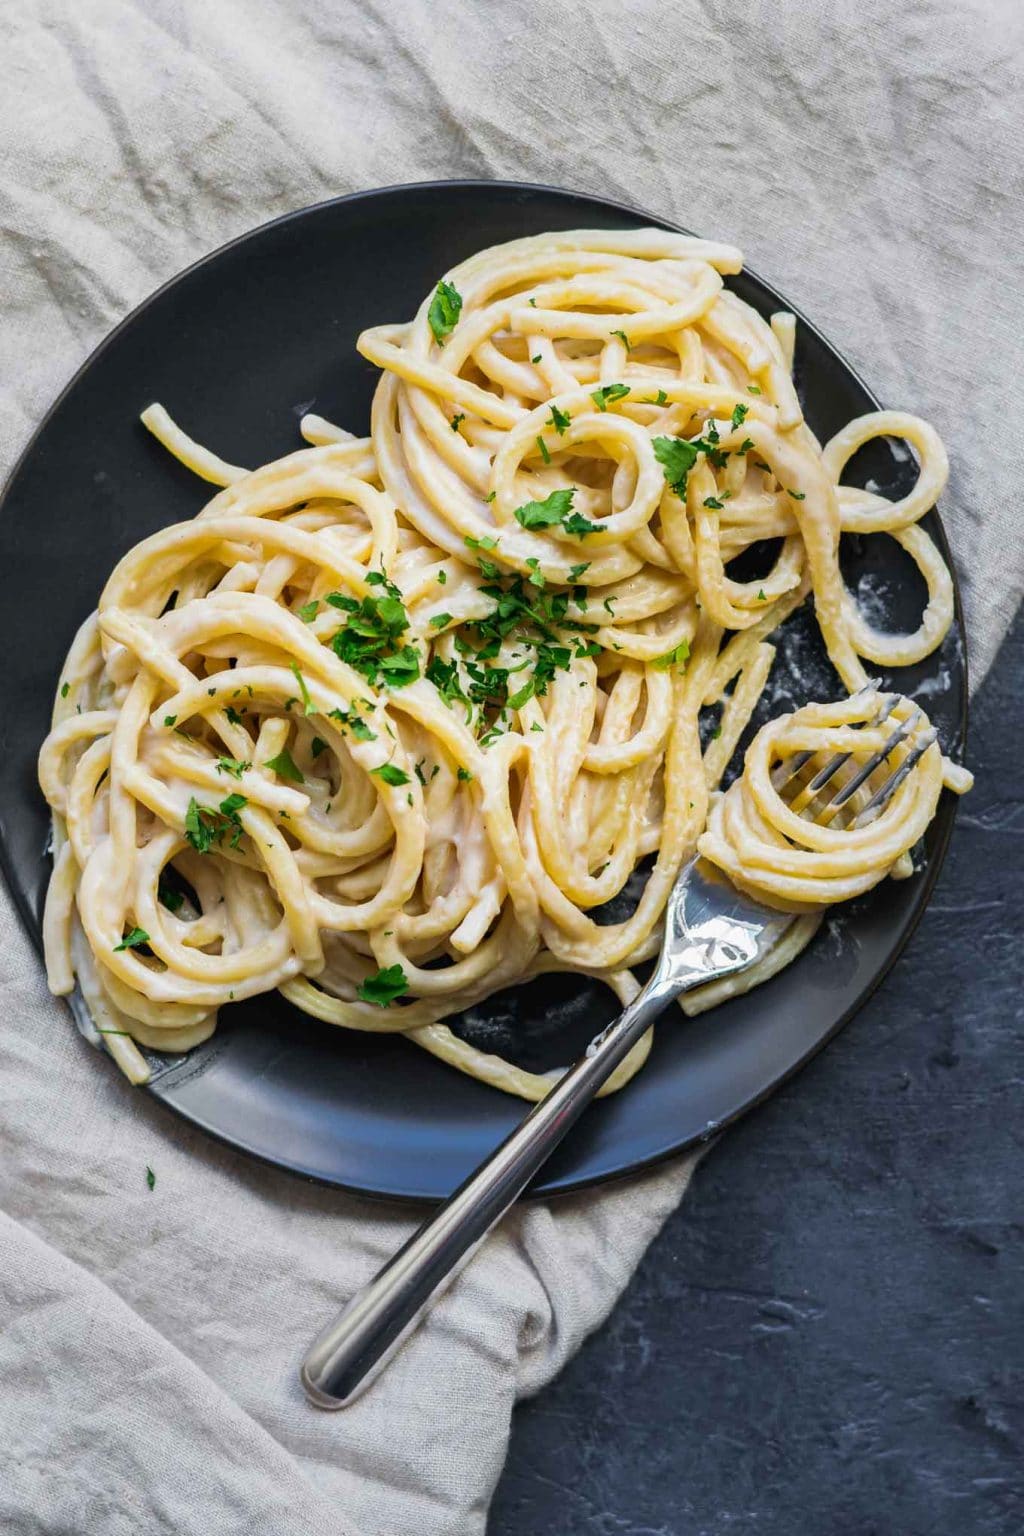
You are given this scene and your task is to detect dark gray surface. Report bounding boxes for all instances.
[491,611,1023,1535]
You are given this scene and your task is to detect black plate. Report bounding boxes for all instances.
[0,181,967,1202]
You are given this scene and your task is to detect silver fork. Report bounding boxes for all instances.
[301,694,933,1408]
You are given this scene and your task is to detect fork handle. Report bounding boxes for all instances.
[301,973,680,1409]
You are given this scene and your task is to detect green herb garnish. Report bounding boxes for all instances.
[264,747,304,783]
[216,757,250,779]
[651,639,690,671]
[428,279,462,342]
[590,383,630,411]
[114,927,150,952]
[357,963,409,1007]
[371,763,410,787]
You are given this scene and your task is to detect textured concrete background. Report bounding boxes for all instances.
[491,614,1023,1535]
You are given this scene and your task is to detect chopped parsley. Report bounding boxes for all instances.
[536,435,551,464]
[651,640,690,671]
[590,383,630,411]
[357,963,409,1007]
[184,794,247,853]
[547,404,572,435]
[310,736,328,758]
[787,488,806,500]
[757,588,767,602]
[428,279,462,342]
[371,763,410,787]
[297,599,319,623]
[703,495,724,510]
[748,383,762,394]
[513,487,599,538]
[730,402,750,430]
[568,562,590,582]
[114,927,150,952]
[163,715,177,728]
[641,389,669,406]
[225,705,245,726]
[146,1166,156,1191]
[653,436,699,497]
[327,706,376,741]
[465,533,497,551]
[60,681,70,699]
[457,767,473,781]
[451,413,465,433]
[326,576,420,689]
[216,757,251,779]
[429,612,453,630]
[437,569,447,585]
[264,747,303,783]
[610,329,631,348]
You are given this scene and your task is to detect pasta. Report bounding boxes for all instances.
[699,690,972,910]
[39,227,967,1097]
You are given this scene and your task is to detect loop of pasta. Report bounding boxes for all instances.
[698,692,972,910]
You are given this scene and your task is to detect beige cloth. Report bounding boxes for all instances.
[1,2,1021,1532]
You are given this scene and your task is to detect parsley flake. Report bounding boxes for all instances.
[371,763,410,787]
[264,747,304,783]
[428,279,462,343]
[216,757,251,779]
[114,927,150,952]
[357,963,409,1007]
[653,436,698,497]
[651,640,690,671]
[590,383,630,411]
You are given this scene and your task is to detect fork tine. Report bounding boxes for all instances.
[801,695,898,797]
[822,708,922,815]
[850,727,938,826]
[769,681,888,795]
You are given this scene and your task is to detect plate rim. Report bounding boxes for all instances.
[0,177,970,1203]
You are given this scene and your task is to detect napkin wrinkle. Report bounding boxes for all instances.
[2,2,1022,1533]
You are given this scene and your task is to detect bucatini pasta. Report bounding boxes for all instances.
[39,228,968,1097]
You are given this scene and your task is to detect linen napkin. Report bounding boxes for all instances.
[2,3,1021,1532]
